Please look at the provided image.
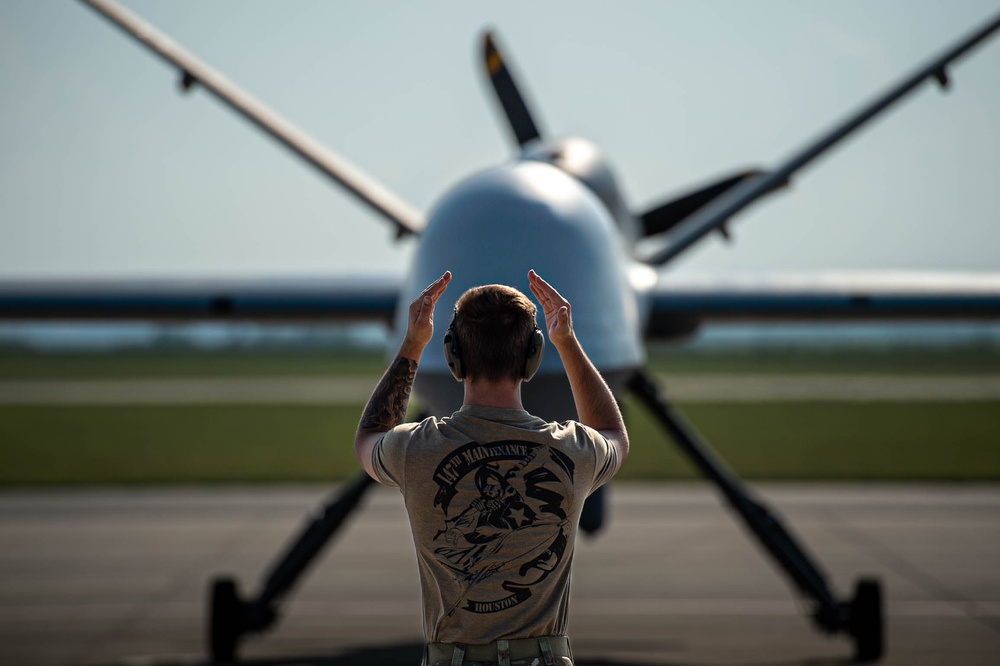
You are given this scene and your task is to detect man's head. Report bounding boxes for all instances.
[445,284,541,383]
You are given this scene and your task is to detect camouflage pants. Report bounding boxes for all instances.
[423,636,573,666]
[427,657,573,666]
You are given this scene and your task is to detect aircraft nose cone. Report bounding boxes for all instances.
[393,161,643,378]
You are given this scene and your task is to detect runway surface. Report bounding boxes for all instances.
[1,483,998,665]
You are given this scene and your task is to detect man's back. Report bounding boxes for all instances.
[373,404,617,644]
[355,271,627,664]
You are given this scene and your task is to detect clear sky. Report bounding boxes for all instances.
[1,1,998,281]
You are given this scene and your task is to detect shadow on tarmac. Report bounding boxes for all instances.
[111,641,854,666]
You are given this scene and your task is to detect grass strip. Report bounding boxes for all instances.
[619,401,1000,481]
[1,402,997,485]
[5,346,1000,379]
[0,350,389,379]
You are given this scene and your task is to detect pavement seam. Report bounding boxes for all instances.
[824,508,1000,636]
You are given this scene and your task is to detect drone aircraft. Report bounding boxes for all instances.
[4,0,1000,662]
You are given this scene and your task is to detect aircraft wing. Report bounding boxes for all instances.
[79,0,424,238]
[0,277,401,323]
[637,12,1000,266]
[645,271,1000,339]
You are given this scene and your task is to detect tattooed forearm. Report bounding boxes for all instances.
[358,355,418,432]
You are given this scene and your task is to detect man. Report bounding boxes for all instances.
[355,269,629,666]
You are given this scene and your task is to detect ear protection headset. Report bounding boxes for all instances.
[443,313,544,382]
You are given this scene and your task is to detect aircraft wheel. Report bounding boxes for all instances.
[579,484,605,535]
[849,577,883,662]
[210,577,244,663]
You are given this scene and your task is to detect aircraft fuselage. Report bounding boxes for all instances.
[389,158,647,420]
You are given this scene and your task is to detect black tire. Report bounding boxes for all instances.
[850,577,883,662]
[579,484,605,535]
[210,577,244,663]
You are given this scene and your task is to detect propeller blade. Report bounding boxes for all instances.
[639,169,782,239]
[483,32,542,147]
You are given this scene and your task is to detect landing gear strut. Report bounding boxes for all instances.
[627,371,883,662]
[207,472,375,662]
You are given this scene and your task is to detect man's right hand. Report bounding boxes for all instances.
[527,269,574,349]
[400,271,452,359]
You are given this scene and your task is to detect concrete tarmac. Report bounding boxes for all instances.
[1,483,998,666]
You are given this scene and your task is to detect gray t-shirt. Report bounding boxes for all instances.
[371,404,617,644]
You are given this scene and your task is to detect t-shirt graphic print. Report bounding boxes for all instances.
[430,439,575,616]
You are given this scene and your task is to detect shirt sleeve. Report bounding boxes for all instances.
[579,423,619,492]
[370,424,412,488]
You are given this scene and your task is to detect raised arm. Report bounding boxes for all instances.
[527,270,629,467]
[354,271,451,479]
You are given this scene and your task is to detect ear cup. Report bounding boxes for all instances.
[443,326,464,381]
[523,328,545,381]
